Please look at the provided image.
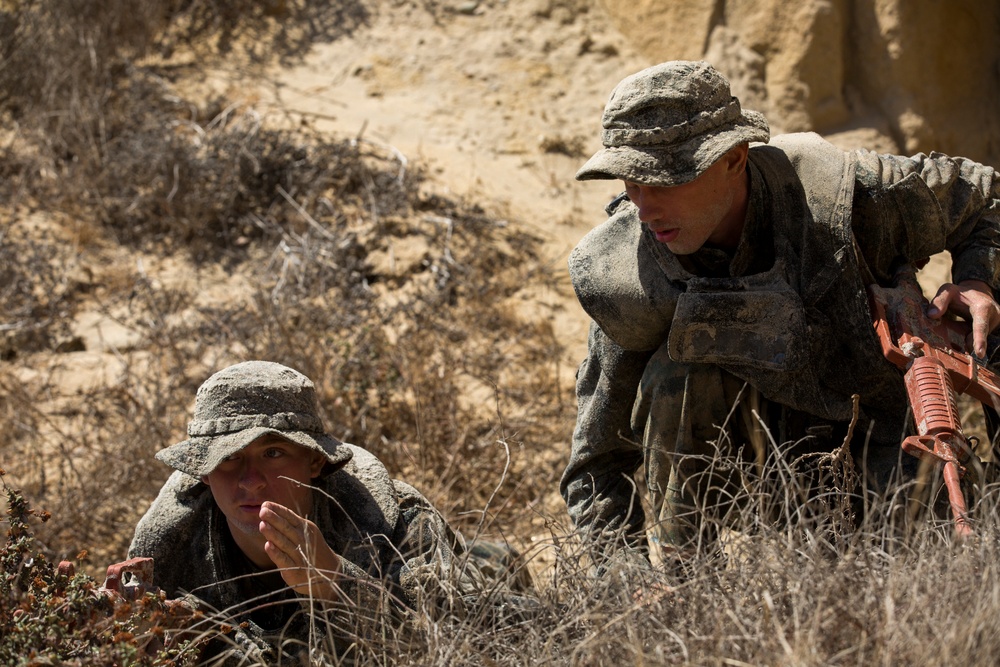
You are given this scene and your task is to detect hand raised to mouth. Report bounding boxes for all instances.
[259,501,343,601]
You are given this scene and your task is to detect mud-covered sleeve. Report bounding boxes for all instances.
[126,471,218,600]
[386,480,482,608]
[328,480,481,613]
[560,322,653,557]
[852,149,1000,292]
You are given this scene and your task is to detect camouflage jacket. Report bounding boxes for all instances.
[129,444,481,662]
[562,132,1000,552]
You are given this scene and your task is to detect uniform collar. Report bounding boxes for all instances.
[678,158,772,278]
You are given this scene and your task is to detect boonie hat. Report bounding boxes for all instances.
[577,60,770,186]
[157,360,353,478]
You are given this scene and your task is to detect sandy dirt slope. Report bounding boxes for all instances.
[177,1,650,378]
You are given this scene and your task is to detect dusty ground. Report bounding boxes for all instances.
[170,1,646,379]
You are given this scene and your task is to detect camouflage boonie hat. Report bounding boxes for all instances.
[156,361,353,478]
[577,60,770,186]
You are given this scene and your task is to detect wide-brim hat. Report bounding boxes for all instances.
[577,60,770,187]
[156,361,353,479]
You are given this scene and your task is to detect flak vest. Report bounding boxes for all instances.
[569,132,909,442]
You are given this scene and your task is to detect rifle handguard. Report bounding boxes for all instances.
[868,272,1000,539]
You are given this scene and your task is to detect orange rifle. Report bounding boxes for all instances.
[868,269,1000,539]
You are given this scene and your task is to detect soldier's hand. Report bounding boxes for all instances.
[927,279,1000,359]
[632,581,678,606]
[259,501,343,601]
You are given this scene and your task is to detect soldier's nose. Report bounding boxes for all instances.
[237,465,266,491]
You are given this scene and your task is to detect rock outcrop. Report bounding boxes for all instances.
[599,0,1000,167]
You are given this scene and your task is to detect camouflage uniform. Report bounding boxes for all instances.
[562,61,1000,567]
[129,361,528,663]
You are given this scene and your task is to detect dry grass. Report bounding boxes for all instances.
[10,447,1000,666]
[0,124,566,563]
[2,2,1000,665]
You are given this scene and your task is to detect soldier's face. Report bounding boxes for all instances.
[624,146,748,254]
[202,435,325,539]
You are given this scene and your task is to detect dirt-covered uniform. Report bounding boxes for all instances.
[128,360,531,664]
[131,444,493,661]
[562,131,1000,563]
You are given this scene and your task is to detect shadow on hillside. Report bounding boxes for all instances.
[177,0,371,65]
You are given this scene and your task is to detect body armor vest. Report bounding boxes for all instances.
[569,132,909,439]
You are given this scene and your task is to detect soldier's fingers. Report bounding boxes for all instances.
[261,527,301,566]
[927,292,949,318]
[259,505,301,542]
[928,284,958,318]
[260,518,314,567]
[263,542,315,591]
[969,303,999,359]
[969,327,987,359]
[261,501,306,526]
[260,504,328,563]
[263,502,321,543]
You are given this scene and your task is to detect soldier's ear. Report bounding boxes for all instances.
[309,453,326,478]
[724,143,749,174]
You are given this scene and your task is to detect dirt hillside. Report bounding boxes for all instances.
[185,0,650,373]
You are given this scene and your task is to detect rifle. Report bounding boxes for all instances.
[868,269,1000,539]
